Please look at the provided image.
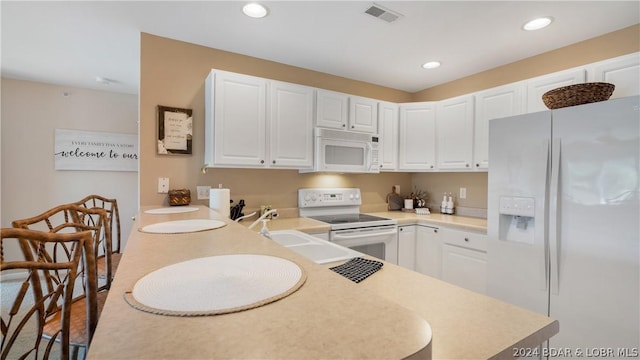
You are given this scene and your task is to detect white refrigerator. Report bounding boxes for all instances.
[487,96,639,354]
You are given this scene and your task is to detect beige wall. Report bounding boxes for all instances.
[139,25,638,215]
[1,78,138,261]
[412,172,488,214]
[412,24,640,101]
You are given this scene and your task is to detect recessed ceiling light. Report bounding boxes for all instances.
[422,61,441,69]
[523,16,553,31]
[242,3,268,18]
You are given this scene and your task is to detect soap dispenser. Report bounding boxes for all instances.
[446,193,455,214]
[441,193,447,214]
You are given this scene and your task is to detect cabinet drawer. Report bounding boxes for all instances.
[441,228,487,252]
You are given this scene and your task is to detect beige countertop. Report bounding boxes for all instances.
[87,206,431,359]
[88,206,556,359]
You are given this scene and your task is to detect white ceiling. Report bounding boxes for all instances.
[2,1,639,95]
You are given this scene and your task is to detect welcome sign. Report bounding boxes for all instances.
[54,129,138,172]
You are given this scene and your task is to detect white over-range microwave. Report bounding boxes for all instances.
[302,127,381,173]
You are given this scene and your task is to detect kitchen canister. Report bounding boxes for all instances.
[209,185,231,218]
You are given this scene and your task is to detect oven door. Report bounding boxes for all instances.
[330,225,398,264]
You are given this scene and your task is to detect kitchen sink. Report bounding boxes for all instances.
[269,230,360,264]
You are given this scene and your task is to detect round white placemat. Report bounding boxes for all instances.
[144,207,200,215]
[139,219,226,234]
[124,255,306,316]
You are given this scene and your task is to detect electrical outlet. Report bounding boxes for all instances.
[158,177,169,193]
[197,186,211,200]
[459,187,467,199]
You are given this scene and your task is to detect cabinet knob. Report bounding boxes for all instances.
[342,124,346,128]
[465,164,470,168]
[464,237,469,242]
[430,165,434,169]
[351,125,354,129]
[131,216,136,221]
[476,163,480,167]
[434,229,438,233]
[260,160,265,164]
[272,160,276,164]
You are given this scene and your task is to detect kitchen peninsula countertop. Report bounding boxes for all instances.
[88,206,556,359]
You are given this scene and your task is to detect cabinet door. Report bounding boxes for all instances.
[415,225,441,278]
[442,244,487,294]
[378,101,399,171]
[349,96,378,133]
[316,89,348,129]
[212,70,267,166]
[269,81,314,168]
[441,228,487,294]
[436,95,474,170]
[397,225,416,271]
[589,53,640,99]
[398,103,437,170]
[473,83,525,170]
[527,69,586,113]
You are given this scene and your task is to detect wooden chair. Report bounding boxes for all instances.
[73,195,121,285]
[1,228,98,360]
[12,204,110,358]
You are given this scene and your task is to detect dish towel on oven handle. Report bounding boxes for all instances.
[329,257,383,283]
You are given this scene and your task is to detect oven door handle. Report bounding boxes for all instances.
[332,228,397,240]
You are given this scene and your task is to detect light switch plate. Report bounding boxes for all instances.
[158,177,169,193]
[197,186,211,200]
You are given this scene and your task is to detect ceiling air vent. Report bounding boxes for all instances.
[364,4,402,23]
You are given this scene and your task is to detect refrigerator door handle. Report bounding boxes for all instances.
[549,138,561,295]
[542,139,550,292]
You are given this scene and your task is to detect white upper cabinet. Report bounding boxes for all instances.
[349,96,378,133]
[526,69,586,113]
[316,90,378,134]
[378,101,399,171]
[207,70,267,167]
[436,95,475,170]
[399,102,437,171]
[473,83,525,170]
[205,70,313,169]
[588,53,640,99]
[316,89,349,130]
[268,81,315,168]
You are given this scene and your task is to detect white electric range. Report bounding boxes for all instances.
[298,188,398,264]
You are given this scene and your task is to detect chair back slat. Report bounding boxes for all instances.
[1,228,95,360]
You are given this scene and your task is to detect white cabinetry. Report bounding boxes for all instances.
[349,95,378,133]
[436,95,475,170]
[398,102,437,171]
[316,89,348,130]
[397,225,416,270]
[441,228,487,294]
[526,69,586,113]
[379,101,399,171]
[268,81,315,168]
[589,53,640,99]
[415,225,441,278]
[205,70,313,169]
[316,90,378,134]
[206,70,267,167]
[473,83,525,170]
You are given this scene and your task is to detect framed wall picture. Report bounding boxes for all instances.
[157,105,193,155]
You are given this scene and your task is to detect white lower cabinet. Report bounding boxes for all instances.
[440,228,488,294]
[397,225,417,270]
[415,225,441,278]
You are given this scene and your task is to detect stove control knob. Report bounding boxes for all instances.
[355,193,360,200]
[311,194,317,202]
